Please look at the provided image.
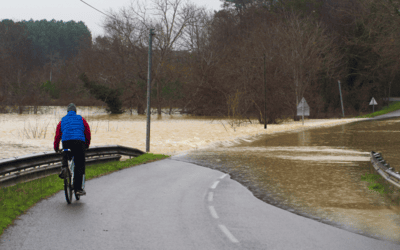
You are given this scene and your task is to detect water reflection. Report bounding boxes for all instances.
[173,118,400,244]
[298,130,311,146]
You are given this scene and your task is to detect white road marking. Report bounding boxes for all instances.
[211,180,220,189]
[218,224,239,243]
[208,192,213,202]
[209,206,219,219]
[219,174,228,179]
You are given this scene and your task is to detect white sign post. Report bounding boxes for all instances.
[369,97,378,113]
[297,97,310,125]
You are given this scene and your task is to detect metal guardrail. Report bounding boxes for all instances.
[370,151,400,189]
[0,145,145,188]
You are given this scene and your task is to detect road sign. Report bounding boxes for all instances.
[369,97,378,105]
[297,97,310,116]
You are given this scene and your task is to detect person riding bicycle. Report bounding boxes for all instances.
[54,103,91,196]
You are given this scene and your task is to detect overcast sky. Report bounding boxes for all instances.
[1,0,223,42]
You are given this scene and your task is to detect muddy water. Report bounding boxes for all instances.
[0,106,364,159]
[172,118,400,244]
[1,106,399,243]
[0,106,222,158]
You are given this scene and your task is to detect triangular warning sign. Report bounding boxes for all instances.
[297,97,310,116]
[297,97,309,109]
[369,97,378,105]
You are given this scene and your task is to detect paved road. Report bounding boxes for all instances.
[1,159,399,250]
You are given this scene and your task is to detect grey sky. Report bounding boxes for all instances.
[1,0,223,42]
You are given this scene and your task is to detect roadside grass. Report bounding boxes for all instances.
[361,172,400,206]
[0,153,170,238]
[355,101,400,118]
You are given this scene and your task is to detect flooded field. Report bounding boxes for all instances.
[0,106,363,159]
[2,106,399,244]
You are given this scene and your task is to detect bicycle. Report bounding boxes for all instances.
[58,148,85,204]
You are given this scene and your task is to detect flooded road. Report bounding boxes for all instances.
[1,106,399,244]
[172,118,400,244]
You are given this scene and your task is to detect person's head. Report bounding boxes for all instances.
[67,103,76,113]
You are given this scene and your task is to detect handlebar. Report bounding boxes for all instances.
[57,147,88,154]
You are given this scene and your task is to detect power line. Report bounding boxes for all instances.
[80,0,213,32]
[80,0,119,22]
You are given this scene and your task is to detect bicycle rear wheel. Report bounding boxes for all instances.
[64,170,73,204]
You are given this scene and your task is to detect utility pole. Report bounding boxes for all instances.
[302,98,304,125]
[146,29,155,152]
[264,54,267,129]
[338,80,345,118]
[388,82,391,107]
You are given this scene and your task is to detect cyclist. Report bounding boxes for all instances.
[54,103,91,196]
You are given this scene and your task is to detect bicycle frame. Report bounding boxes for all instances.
[62,148,85,203]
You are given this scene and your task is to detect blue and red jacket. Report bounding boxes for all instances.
[54,111,91,151]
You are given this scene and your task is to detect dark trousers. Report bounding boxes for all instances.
[62,140,86,191]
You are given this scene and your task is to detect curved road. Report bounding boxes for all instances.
[1,158,399,250]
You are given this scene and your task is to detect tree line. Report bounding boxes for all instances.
[0,18,92,113]
[1,0,399,123]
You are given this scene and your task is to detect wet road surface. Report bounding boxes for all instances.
[1,159,399,250]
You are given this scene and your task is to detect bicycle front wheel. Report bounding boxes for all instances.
[64,171,73,204]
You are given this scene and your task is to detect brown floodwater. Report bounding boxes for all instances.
[172,118,400,244]
[0,106,231,159]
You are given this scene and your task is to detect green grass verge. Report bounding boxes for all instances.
[0,153,170,237]
[355,101,400,118]
[360,172,400,205]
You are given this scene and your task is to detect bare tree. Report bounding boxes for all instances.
[46,51,61,82]
[213,7,293,124]
[179,7,218,113]
[349,0,400,106]
[267,10,343,119]
[0,22,46,113]
[98,0,203,115]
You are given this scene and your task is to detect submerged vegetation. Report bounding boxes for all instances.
[361,171,400,206]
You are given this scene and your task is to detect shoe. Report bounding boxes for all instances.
[76,189,86,196]
[58,168,67,179]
